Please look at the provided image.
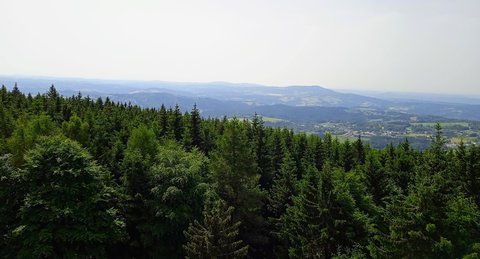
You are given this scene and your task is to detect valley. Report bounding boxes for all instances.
[2,76,479,149]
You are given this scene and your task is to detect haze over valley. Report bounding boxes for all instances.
[2,1,480,258]
[2,75,479,149]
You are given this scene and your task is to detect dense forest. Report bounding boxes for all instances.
[1,84,479,259]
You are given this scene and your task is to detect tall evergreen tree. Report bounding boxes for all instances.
[353,135,366,166]
[171,104,183,142]
[267,152,298,257]
[252,114,272,188]
[183,192,248,259]
[363,152,392,206]
[158,104,169,138]
[210,118,266,256]
[342,139,354,172]
[268,152,298,219]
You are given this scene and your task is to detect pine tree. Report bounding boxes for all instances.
[183,193,248,259]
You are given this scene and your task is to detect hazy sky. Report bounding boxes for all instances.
[1,0,479,94]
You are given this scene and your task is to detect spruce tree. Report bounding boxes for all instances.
[189,104,203,149]
[210,118,265,256]
[363,152,392,206]
[171,104,183,142]
[281,164,371,258]
[267,152,298,257]
[183,193,248,259]
[268,152,297,219]
[158,104,169,138]
[252,114,272,188]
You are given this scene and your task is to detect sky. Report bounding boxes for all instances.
[0,0,479,94]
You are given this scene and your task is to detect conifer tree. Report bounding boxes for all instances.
[268,152,297,219]
[268,130,285,176]
[210,118,265,256]
[391,138,415,193]
[353,135,366,166]
[188,104,203,150]
[342,139,354,172]
[171,104,183,141]
[427,123,447,173]
[313,138,325,171]
[281,164,371,258]
[158,104,169,138]
[183,192,248,259]
[252,114,272,188]
[363,152,392,206]
[267,152,298,257]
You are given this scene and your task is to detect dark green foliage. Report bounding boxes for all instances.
[0,103,14,141]
[139,143,208,257]
[62,114,89,145]
[158,104,169,138]
[171,104,183,141]
[13,136,126,258]
[183,192,248,259]
[363,152,393,206]
[341,139,354,172]
[353,136,366,166]
[126,125,158,162]
[7,114,57,166]
[281,164,373,258]
[268,152,298,219]
[0,155,22,258]
[0,86,478,258]
[252,114,272,188]
[187,104,203,150]
[210,118,268,256]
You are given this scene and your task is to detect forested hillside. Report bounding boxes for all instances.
[1,85,479,258]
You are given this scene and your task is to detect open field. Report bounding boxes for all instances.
[262,116,284,123]
[410,122,469,127]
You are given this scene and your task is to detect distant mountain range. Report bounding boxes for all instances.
[1,75,480,122]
